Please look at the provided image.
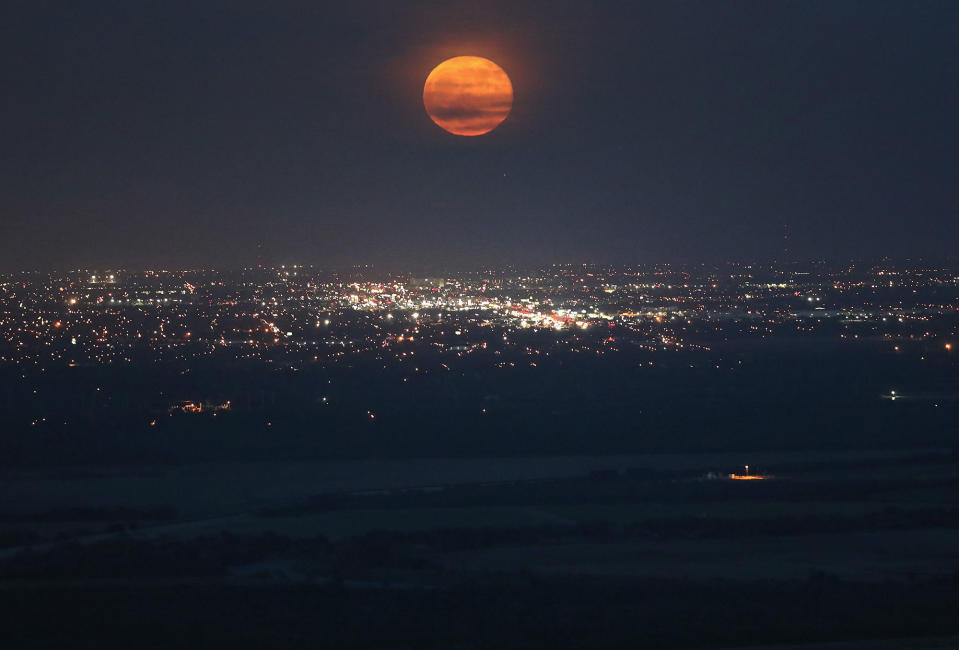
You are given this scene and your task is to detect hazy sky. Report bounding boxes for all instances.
[2,1,957,270]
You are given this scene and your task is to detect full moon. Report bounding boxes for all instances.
[423,56,513,136]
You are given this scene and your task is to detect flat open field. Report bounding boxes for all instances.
[4,446,959,648]
[1,448,940,516]
[442,528,959,582]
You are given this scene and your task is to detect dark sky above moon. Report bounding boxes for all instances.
[1,0,957,271]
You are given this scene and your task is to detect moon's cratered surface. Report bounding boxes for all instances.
[423,56,513,136]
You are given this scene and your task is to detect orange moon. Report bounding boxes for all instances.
[423,56,513,136]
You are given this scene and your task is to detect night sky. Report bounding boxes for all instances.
[2,1,957,271]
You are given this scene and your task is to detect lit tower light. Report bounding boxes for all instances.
[730,464,768,480]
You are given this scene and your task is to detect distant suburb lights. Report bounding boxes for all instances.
[423,56,513,136]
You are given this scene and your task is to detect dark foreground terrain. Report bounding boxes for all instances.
[4,448,959,649]
[2,319,957,648]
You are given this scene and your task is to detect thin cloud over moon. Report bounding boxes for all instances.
[423,56,513,136]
